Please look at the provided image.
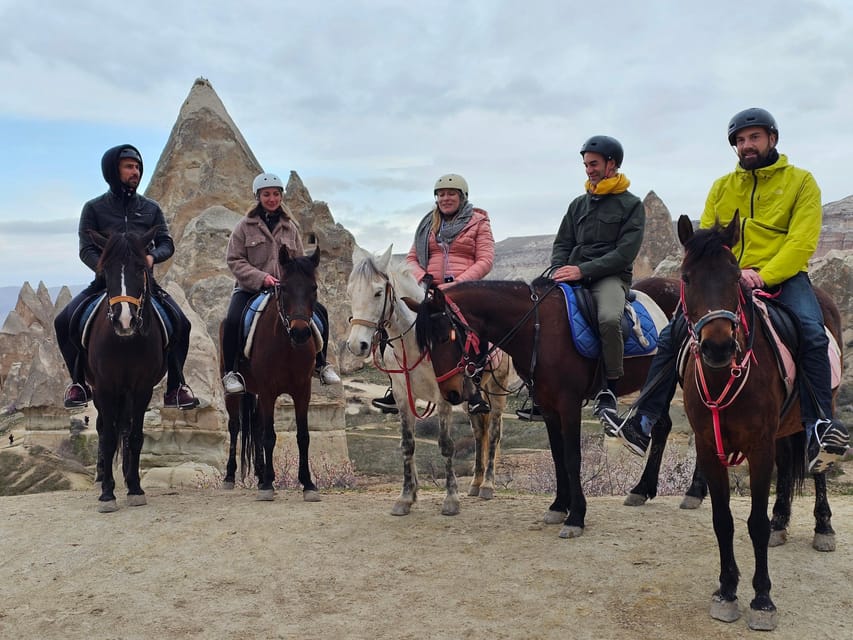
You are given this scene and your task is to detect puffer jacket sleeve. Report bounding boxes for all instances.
[406,243,427,283]
[453,214,494,281]
[148,204,175,265]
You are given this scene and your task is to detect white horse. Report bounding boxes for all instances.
[346,245,515,515]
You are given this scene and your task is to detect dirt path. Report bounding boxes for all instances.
[1,485,851,639]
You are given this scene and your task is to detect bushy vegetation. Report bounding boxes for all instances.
[196,450,359,491]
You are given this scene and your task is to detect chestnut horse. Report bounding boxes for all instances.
[675,213,840,630]
[412,276,686,537]
[86,228,167,512]
[220,246,321,502]
[346,246,516,515]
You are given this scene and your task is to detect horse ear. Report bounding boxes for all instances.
[352,244,371,265]
[141,226,160,248]
[401,296,419,312]
[376,245,393,271]
[676,215,694,246]
[279,244,292,266]
[725,210,741,246]
[90,230,109,249]
[309,244,320,267]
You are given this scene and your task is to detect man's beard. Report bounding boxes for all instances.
[739,148,772,170]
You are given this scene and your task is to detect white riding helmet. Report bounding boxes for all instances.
[252,172,284,197]
[434,173,469,198]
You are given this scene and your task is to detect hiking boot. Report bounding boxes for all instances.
[371,388,399,414]
[164,385,199,410]
[808,418,849,474]
[592,388,618,424]
[316,364,341,385]
[63,383,92,408]
[467,389,491,415]
[222,371,245,394]
[516,404,544,421]
[616,414,651,457]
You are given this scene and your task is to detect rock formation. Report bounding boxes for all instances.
[817,195,853,256]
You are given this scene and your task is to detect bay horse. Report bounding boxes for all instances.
[675,213,841,630]
[86,228,167,513]
[220,246,321,502]
[346,246,516,515]
[411,275,691,537]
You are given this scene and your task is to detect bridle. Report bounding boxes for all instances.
[681,276,756,467]
[273,278,314,344]
[106,268,149,329]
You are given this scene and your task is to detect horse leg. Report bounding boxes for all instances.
[255,396,277,501]
[681,462,708,510]
[812,472,836,552]
[467,413,486,497]
[702,456,741,623]
[294,389,320,502]
[391,408,418,516]
[770,436,794,546]
[557,406,586,539]
[124,391,151,507]
[438,404,459,516]
[95,401,119,513]
[625,414,672,506]
[745,452,778,631]
[479,406,502,501]
[542,413,570,524]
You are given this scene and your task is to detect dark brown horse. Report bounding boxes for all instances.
[86,228,167,513]
[219,246,321,501]
[676,213,840,630]
[411,276,684,537]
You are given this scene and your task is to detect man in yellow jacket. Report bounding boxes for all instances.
[605,108,848,473]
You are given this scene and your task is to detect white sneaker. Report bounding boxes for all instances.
[222,371,245,394]
[317,364,341,385]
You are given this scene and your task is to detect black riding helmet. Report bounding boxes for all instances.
[101,144,144,195]
[580,135,624,168]
[727,108,779,146]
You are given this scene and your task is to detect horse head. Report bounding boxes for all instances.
[677,212,744,368]
[92,227,157,337]
[345,245,397,358]
[277,244,320,346]
[407,283,476,406]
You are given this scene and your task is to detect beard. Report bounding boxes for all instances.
[738,147,773,170]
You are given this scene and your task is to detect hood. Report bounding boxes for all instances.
[101,144,144,195]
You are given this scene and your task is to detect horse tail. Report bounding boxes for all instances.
[239,393,255,481]
[789,430,807,493]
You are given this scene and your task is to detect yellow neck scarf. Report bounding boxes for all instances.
[586,173,631,195]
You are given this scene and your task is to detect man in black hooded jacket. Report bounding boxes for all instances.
[53,144,198,409]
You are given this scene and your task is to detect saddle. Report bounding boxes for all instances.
[73,292,172,349]
[240,291,324,359]
[558,283,668,360]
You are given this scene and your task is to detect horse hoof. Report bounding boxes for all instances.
[558,524,583,539]
[97,500,119,513]
[768,529,788,547]
[441,499,460,516]
[478,486,494,501]
[222,481,235,491]
[710,595,740,622]
[813,532,836,552]
[679,495,703,510]
[748,608,778,631]
[391,501,412,516]
[126,494,147,507]
[303,489,321,502]
[256,489,275,501]
[468,485,481,497]
[623,492,648,507]
[542,510,566,525]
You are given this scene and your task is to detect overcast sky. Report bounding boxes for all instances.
[1,0,851,288]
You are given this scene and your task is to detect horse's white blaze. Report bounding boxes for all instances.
[116,265,134,332]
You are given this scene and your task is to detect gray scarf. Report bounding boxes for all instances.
[413,201,475,269]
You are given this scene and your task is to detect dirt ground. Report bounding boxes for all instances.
[1,482,852,640]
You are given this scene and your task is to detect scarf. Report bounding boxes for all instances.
[585,173,631,195]
[413,201,475,269]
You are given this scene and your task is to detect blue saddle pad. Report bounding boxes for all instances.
[558,283,658,359]
[78,293,172,348]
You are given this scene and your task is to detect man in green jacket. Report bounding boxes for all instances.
[607,108,849,474]
[550,135,645,425]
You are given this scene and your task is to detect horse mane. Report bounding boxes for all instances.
[282,254,318,279]
[681,223,734,270]
[96,232,147,274]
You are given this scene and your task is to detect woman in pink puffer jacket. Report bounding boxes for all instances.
[373,174,496,415]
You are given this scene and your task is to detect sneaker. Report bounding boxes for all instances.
[317,364,341,385]
[593,388,618,424]
[371,388,399,414]
[615,414,651,457]
[808,418,849,474]
[164,385,199,410]
[63,383,92,408]
[467,389,491,415]
[222,371,245,394]
[516,404,544,421]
